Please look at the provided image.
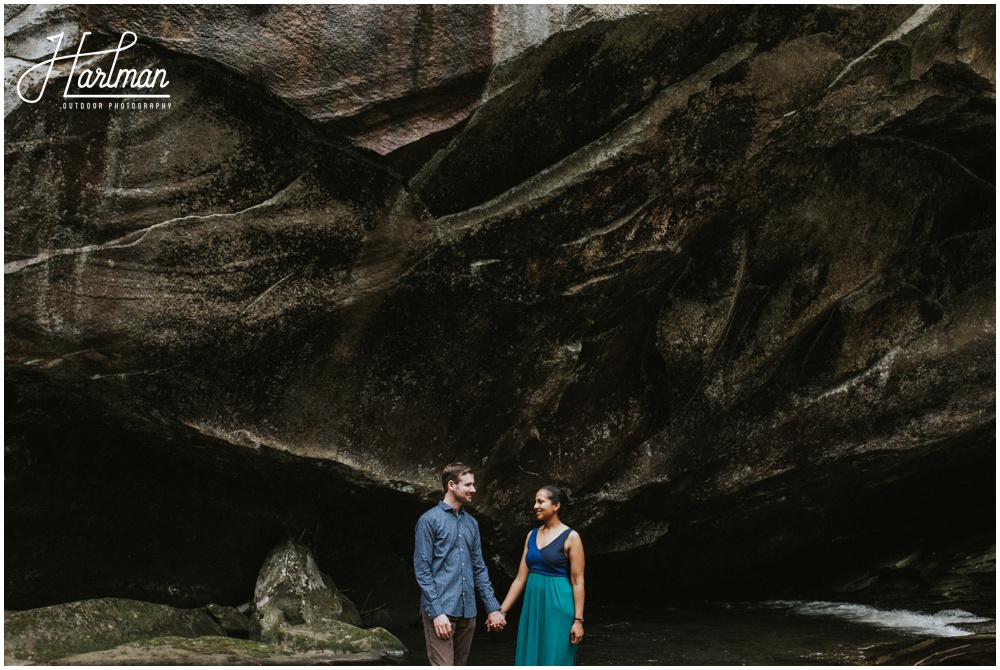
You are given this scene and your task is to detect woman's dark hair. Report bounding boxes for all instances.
[540,484,575,513]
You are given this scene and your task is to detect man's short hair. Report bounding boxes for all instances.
[442,462,474,494]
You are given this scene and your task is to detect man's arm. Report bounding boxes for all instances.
[470,519,502,614]
[413,514,444,620]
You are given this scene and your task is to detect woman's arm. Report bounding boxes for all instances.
[566,531,585,644]
[499,534,531,615]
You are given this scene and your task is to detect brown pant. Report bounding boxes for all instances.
[421,609,477,666]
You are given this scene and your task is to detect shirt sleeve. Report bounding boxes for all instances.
[470,519,501,613]
[414,514,443,619]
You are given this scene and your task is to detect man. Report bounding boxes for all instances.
[414,462,507,665]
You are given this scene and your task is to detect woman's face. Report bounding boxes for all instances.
[533,489,560,521]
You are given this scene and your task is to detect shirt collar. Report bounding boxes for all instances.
[438,500,464,515]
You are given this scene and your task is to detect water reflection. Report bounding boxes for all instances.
[394,601,992,665]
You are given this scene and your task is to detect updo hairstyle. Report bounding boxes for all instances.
[540,484,575,513]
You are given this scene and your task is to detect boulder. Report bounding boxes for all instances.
[204,603,251,639]
[3,546,404,665]
[47,633,406,665]
[250,537,360,641]
[3,598,224,664]
[248,537,403,658]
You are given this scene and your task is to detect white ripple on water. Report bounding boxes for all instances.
[762,600,991,638]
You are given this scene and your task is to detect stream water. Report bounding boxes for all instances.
[394,600,992,665]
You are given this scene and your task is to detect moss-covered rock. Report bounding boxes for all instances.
[237,537,406,662]
[4,598,224,664]
[4,594,404,665]
[49,634,405,665]
[320,574,363,628]
[250,537,363,642]
[204,603,251,638]
[274,619,404,655]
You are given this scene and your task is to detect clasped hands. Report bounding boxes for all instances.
[486,610,507,632]
[432,611,506,638]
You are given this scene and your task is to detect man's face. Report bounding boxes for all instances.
[452,473,476,505]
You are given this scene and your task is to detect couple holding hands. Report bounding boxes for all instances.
[414,463,586,666]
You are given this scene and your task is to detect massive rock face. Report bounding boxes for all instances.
[5,3,994,623]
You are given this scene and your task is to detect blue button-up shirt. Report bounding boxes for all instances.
[414,501,501,619]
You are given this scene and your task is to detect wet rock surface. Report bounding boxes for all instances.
[250,537,364,641]
[4,540,405,665]
[48,633,405,666]
[865,635,996,666]
[4,1,995,642]
[46,632,405,666]
[3,598,224,664]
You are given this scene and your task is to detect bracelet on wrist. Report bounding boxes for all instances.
[574,617,584,623]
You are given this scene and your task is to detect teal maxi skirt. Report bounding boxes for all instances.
[515,572,578,666]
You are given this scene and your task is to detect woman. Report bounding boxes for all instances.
[499,485,585,666]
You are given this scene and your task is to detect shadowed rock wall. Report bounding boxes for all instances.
[5,4,994,620]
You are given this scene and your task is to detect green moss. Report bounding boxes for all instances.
[4,598,223,662]
[135,635,274,659]
[274,621,405,655]
[4,568,401,663]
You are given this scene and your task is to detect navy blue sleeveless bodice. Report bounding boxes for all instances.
[526,527,572,577]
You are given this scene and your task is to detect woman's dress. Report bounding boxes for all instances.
[515,527,577,666]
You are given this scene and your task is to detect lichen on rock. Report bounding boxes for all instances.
[248,537,404,659]
[3,597,224,664]
[46,633,405,665]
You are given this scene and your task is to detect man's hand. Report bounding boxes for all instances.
[486,610,506,632]
[433,613,453,640]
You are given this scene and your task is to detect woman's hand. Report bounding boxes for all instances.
[570,620,584,644]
